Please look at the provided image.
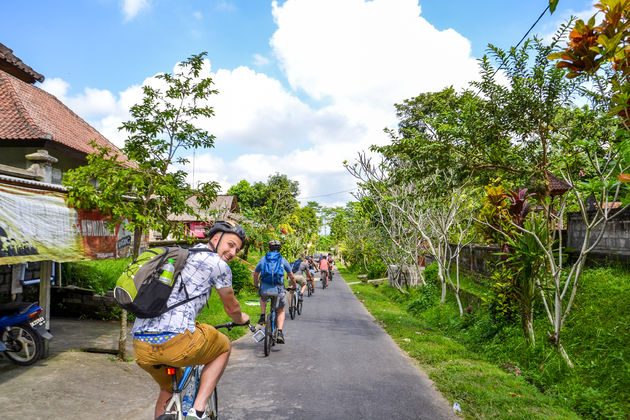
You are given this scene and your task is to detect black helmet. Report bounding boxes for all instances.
[207,220,246,244]
[268,239,281,251]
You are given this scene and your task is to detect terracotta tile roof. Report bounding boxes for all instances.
[168,195,240,222]
[547,171,572,196]
[0,43,44,84]
[0,70,120,155]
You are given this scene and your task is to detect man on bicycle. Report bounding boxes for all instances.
[253,240,296,344]
[327,253,335,281]
[299,256,316,295]
[319,254,330,288]
[132,220,250,420]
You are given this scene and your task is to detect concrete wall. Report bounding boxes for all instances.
[567,207,630,262]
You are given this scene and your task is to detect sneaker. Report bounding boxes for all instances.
[185,411,207,419]
[258,314,266,325]
[276,330,285,344]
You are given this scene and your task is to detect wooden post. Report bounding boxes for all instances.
[11,264,24,299]
[38,260,52,358]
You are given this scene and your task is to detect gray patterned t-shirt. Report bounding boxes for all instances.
[131,244,232,335]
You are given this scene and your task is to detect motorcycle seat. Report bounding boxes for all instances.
[0,302,37,317]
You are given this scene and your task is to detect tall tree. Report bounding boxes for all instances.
[63,52,220,360]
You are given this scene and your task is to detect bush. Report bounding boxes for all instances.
[423,262,439,286]
[367,260,387,279]
[406,283,439,315]
[228,259,252,295]
[62,258,131,294]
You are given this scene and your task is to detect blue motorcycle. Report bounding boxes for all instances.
[0,302,53,365]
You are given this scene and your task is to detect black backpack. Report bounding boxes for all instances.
[114,246,211,318]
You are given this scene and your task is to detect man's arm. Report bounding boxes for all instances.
[216,287,250,325]
[253,271,260,289]
[288,272,297,289]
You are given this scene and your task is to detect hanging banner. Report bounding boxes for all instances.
[0,182,131,264]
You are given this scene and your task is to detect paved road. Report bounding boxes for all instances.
[219,270,455,419]
[0,271,455,419]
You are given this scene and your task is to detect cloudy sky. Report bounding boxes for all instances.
[2,0,595,206]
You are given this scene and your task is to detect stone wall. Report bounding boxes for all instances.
[567,207,630,263]
[425,244,501,279]
[51,286,120,319]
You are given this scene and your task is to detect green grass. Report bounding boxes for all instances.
[339,266,581,420]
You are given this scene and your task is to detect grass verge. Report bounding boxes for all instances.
[339,266,581,420]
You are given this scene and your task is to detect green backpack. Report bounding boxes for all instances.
[114,246,211,318]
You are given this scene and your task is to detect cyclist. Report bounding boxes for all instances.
[327,253,335,281]
[131,220,250,420]
[293,256,313,298]
[253,240,296,344]
[319,254,329,288]
[303,256,316,295]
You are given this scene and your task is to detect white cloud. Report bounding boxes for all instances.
[253,54,271,67]
[122,0,149,21]
[193,11,203,20]
[41,77,70,98]
[271,0,480,110]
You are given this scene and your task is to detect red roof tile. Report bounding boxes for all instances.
[0,70,121,155]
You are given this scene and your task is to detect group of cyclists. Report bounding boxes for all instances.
[131,220,336,419]
[253,240,335,344]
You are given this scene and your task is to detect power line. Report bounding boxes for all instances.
[478,3,551,92]
[298,188,356,200]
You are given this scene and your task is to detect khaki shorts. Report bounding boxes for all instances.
[259,287,287,309]
[133,322,230,391]
[294,274,307,286]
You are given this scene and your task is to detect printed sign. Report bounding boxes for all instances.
[0,182,133,264]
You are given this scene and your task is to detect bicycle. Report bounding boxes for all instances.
[155,322,259,420]
[262,291,281,356]
[288,287,297,320]
[287,287,303,319]
[321,270,328,289]
[306,279,313,297]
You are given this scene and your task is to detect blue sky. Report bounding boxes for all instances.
[1,0,595,206]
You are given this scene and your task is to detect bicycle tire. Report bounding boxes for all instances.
[207,388,218,419]
[289,293,296,320]
[264,313,272,356]
[307,282,312,297]
[297,295,303,315]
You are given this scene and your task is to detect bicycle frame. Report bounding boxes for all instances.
[264,294,279,356]
[158,322,253,420]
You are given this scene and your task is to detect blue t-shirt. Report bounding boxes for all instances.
[255,253,291,290]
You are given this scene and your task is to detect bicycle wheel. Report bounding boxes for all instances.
[307,282,312,297]
[297,294,303,315]
[264,313,272,356]
[206,388,218,419]
[289,293,296,320]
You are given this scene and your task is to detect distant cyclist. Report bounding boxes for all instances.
[253,240,296,344]
[319,254,329,288]
[327,253,335,281]
[296,256,315,296]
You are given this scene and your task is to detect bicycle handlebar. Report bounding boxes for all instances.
[214,321,256,333]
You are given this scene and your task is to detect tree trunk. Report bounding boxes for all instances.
[522,308,535,347]
[118,227,142,361]
[118,309,128,361]
[438,267,447,306]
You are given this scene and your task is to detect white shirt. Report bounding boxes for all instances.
[131,244,233,334]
